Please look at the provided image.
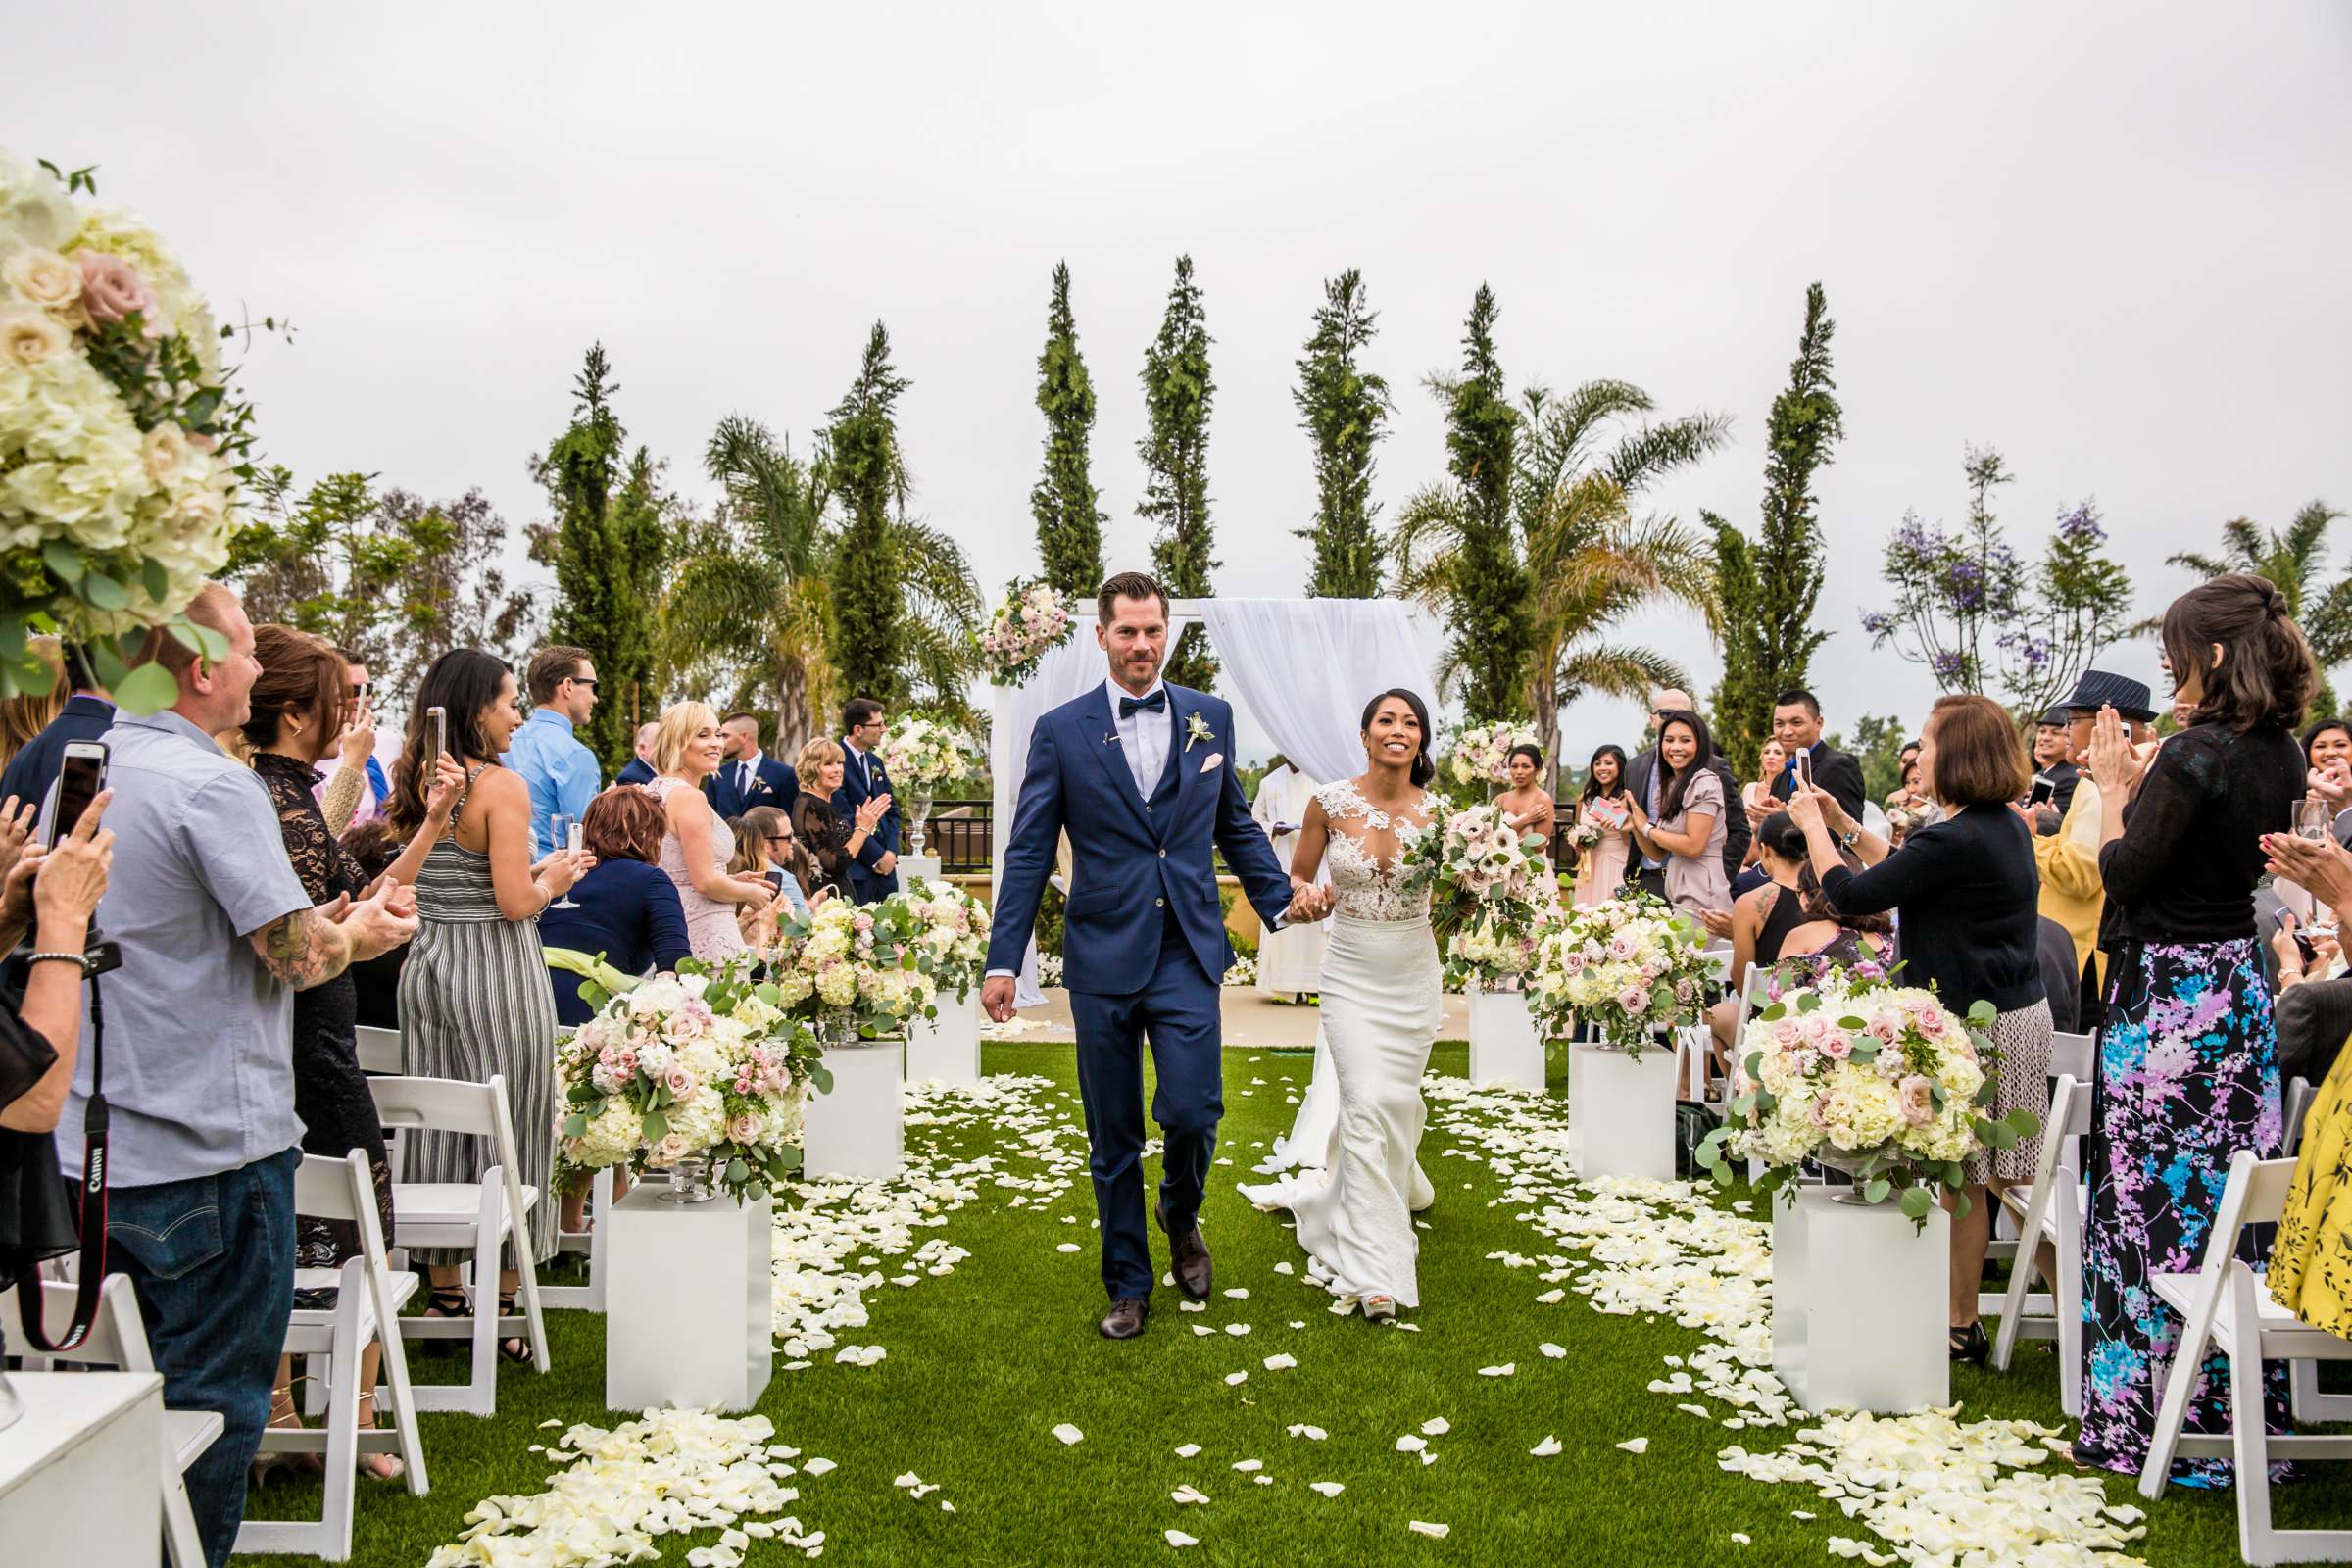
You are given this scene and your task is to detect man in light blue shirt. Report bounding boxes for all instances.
[506,644,602,857]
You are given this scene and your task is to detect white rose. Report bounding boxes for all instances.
[0,303,72,367]
[3,248,83,315]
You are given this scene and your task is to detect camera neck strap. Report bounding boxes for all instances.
[20,971,107,1353]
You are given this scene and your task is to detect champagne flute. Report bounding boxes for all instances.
[550,814,580,909]
[2297,796,2334,932]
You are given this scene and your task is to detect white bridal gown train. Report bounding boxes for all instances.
[1239,782,1443,1309]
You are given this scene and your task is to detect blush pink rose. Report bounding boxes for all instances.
[1916,1003,1947,1036]
[74,251,157,328]
[1897,1075,1936,1126]
[727,1113,762,1144]
[663,1065,696,1096]
[1819,1033,1852,1060]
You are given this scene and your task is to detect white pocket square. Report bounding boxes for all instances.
[1200,753,1224,773]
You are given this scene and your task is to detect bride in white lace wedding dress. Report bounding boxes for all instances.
[1238,691,1444,1320]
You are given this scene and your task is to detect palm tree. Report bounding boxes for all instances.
[2164,499,2349,709]
[1396,379,1728,775]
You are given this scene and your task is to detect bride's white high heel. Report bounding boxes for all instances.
[1361,1295,1396,1322]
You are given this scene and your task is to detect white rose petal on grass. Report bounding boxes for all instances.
[803,1457,837,1476]
[1231,1459,1263,1473]
[1309,1481,1345,1497]
[1165,1529,1200,1547]
[1273,1261,1294,1275]
[1730,1533,1751,1545]
[1420,1451,1440,1467]
[1530,1435,1562,1457]
[1289,1320,1306,1330]
[537,1418,564,1430]
[1223,1288,1250,1299]
[1262,1353,1298,1371]
[1056,1243,1082,1253]
[1254,1475,1275,1486]
[1478,1363,1516,1378]
[1174,1444,1202,1458]
[1616,1438,1649,1454]
[1224,1372,1249,1387]
[1535,1289,1565,1304]
[1286,1423,1327,1441]
[1171,1484,1211,1505]
[1395,1434,1427,1453]
[1420,1417,1450,1436]
[1180,1301,1207,1313]
[1224,1323,1252,1337]
[1409,1521,1451,1539]
[1677,1403,1711,1419]
[1193,1326,1217,1338]
[1539,1343,1566,1359]
[1052,1423,1084,1446]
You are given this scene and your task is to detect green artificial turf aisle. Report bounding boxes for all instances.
[241,1040,2318,1566]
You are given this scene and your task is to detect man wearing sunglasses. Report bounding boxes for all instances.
[509,644,603,858]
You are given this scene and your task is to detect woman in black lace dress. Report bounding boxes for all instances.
[244,625,403,1482]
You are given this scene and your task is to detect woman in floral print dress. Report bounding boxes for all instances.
[2076,574,2312,1482]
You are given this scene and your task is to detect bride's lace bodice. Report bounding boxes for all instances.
[1318,780,1438,922]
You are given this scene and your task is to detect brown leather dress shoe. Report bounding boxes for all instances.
[1100,1297,1150,1340]
[1158,1200,1213,1301]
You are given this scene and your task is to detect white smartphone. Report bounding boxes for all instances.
[426,705,448,763]
[47,740,107,848]
[1792,748,1813,791]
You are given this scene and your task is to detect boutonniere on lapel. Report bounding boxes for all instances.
[1184,712,1215,752]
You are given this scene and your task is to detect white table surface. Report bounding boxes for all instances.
[0,1370,164,1562]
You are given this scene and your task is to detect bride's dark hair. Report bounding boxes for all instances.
[1360,688,1435,788]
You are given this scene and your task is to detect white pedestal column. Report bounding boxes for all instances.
[907,993,983,1087]
[1567,1040,1677,1183]
[605,1184,774,1412]
[1771,1189,1950,1414]
[802,1037,906,1180]
[899,854,943,885]
[1467,986,1545,1090]
[0,1372,162,1566]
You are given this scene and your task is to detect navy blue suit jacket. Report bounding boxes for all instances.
[535,858,694,1026]
[705,755,799,821]
[985,683,1292,994]
[833,742,901,894]
[615,756,656,787]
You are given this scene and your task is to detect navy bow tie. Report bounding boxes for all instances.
[1118,691,1167,717]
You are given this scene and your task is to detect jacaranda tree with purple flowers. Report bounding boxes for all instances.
[1863,445,2132,726]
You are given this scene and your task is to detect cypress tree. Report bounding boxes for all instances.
[821,321,911,707]
[1444,285,1528,719]
[1294,269,1390,597]
[1030,263,1106,599]
[541,343,663,772]
[1140,254,1218,689]
[1710,283,1840,776]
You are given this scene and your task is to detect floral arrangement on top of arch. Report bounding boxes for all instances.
[976,579,1077,684]
[1695,965,2041,1226]
[1523,891,1713,1061]
[1446,719,1542,789]
[557,957,824,1201]
[0,148,275,710]
[1403,802,1561,991]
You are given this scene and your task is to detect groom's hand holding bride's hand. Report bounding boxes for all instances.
[982,974,1017,1023]
[1283,877,1332,924]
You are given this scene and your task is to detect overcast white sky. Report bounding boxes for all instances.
[14,2,2351,767]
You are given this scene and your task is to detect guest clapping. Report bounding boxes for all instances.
[2080,574,2312,1483]
[1788,693,2050,1365]
[646,702,790,960]
[1623,709,1730,918]
[794,736,891,902]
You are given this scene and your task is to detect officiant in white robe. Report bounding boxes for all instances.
[1251,760,1327,999]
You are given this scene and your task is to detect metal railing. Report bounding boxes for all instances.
[917,800,994,876]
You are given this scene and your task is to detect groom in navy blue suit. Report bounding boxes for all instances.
[984,572,1308,1340]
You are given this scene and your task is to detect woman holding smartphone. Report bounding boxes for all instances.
[388,649,588,1362]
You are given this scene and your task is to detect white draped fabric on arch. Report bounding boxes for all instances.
[986,598,1442,1181]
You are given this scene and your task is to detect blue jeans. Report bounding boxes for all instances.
[104,1148,298,1568]
[1066,914,1222,1299]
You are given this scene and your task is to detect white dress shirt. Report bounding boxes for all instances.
[735,759,758,797]
[1109,675,1172,797]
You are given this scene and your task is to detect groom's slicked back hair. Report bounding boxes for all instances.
[1098,570,1170,623]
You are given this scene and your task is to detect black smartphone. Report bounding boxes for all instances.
[2028,776,2056,808]
[2272,905,2321,963]
[46,740,107,848]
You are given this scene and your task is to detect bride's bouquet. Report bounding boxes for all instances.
[976,579,1076,684]
[765,898,938,1040]
[1446,719,1542,789]
[1696,967,2039,1224]
[1524,892,1711,1060]
[1403,803,1561,990]
[557,958,823,1200]
[0,149,266,710]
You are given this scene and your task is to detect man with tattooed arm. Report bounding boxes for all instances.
[51,581,417,1568]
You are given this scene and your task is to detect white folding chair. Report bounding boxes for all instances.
[1987,1074,2092,1415]
[2282,1076,2317,1158]
[2049,1029,2094,1084]
[236,1150,429,1560]
[538,1164,612,1312]
[353,1025,403,1076]
[372,1073,551,1413]
[1,1273,220,1568]
[2137,1149,2352,1564]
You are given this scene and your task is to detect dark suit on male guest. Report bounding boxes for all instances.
[1768,740,1867,825]
[1623,746,1750,889]
[833,740,901,904]
[616,755,657,787]
[706,753,800,820]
